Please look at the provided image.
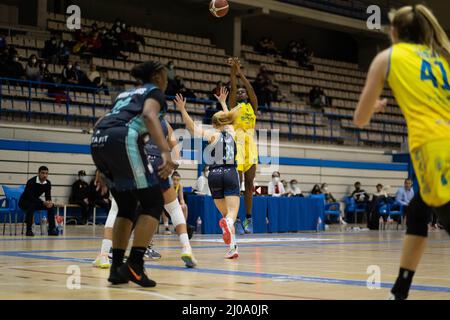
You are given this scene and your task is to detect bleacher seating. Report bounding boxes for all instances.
[0,12,408,148]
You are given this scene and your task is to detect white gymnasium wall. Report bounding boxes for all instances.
[0,123,408,203]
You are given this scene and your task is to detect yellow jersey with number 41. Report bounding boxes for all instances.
[387,42,450,151]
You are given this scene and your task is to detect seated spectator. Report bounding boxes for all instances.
[194,166,211,196]
[373,183,388,198]
[39,61,54,84]
[89,170,111,216]
[256,37,279,56]
[167,61,176,82]
[310,184,322,195]
[74,62,91,87]
[6,53,25,81]
[395,179,414,206]
[321,183,336,203]
[25,55,41,82]
[268,171,285,197]
[61,61,78,85]
[309,86,330,108]
[287,179,303,197]
[281,180,288,195]
[351,181,370,204]
[57,40,70,65]
[88,63,109,95]
[69,170,91,225]
[42,36,59,64]
[18,166,58,237]
[170,76,196,98]
[85,31,103,56]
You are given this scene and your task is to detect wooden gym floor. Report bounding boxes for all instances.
[0,226,449,300]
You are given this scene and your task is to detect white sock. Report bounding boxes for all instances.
[100,239,112,256]
[179,233,190,248]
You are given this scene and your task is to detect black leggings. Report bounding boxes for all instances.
[406,193,450,237]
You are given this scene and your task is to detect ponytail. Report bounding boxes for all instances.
[389,5,450,63]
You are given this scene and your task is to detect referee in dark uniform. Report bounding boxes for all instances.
[18,166,59,236]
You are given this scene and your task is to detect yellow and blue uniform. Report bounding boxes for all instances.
[233,102,258,173]
[387,42,450,206]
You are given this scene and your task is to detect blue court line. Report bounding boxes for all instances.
[2,251,450,295]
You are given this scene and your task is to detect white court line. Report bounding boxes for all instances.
[0,282,177,300]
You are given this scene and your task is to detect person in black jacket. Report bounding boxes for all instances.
[69,170,91,225]
[18,166,58,237]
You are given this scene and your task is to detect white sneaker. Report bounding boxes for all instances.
[181,245,197,268]
[225,246,239,259]
[92,254,111,269]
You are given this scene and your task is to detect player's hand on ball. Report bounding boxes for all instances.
[214,87,229,104]
[374,98,387,113]
[173,94,187,111]
[159,151,177,179]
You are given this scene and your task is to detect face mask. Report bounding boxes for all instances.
[323,187,328,192]
[14,57,18,62]
[42,64,46,68]
[76,66,81,70]
[52,40,56,45]
[273,177,280,183]
[60,43,64,48]
[67,65,72,69]
[32,59,37,64]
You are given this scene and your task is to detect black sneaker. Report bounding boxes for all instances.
[48,229,59,236]
[108,265,129,285]
[118,261,156,287]
[26,230,34,237]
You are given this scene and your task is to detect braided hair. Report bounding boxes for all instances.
[130,61,165,84]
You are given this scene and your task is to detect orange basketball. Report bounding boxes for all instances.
[209,0,229,18]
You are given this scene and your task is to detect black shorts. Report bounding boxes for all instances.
[148,154,172,190]
[91,126,156,192]
[207,166,240,199]
[112,187,164,222]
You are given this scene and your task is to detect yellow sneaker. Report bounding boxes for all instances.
[92,254,111,269]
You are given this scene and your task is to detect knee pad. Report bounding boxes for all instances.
[135,187,164,221]
[434,202,450,235]
[105,197,118,228]
[406,194,430,237]
[164,199,186,227]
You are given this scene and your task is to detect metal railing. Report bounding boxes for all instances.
[0,77,404,146]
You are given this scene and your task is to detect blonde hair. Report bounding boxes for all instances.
[211,111,236,128]
[389,5,450,63]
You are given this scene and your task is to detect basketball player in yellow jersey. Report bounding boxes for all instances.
[354,5,450,300]
[223,58,258,234]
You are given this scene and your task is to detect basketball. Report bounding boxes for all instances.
[209,0,229,18]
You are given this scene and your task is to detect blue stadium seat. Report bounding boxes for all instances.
[344,196,367,224]
[310,194,341,223]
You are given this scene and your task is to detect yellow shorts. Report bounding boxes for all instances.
[235,131,258,173]
[411,139,450,207]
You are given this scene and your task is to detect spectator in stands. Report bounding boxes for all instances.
[86,31,103,56]
[321,183,336,203]
[351,182,369,204]
[6,54,25,82]
[268,171,285,197]
[374,183,388,198]
[39,61,54,84]
[167,61,176,82]
[281,180,289,196]
[194,166,211,196]
[61,61,78,85]
[311,184,322,195]
[89,170,112,217]
[73,62,91,87]
[309,86,330,108]
[25,54,41,82]
[256,37,279,56]
[42,36,59,64]
[251,75,268,109]
[88,63,109,95]
[69,170,91,225]
[286,179,303,197]
[18,166,58,237]
[395,179,414,206]
[257,65,271,82]
[57,40,70,65]
[170,76,196,98]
